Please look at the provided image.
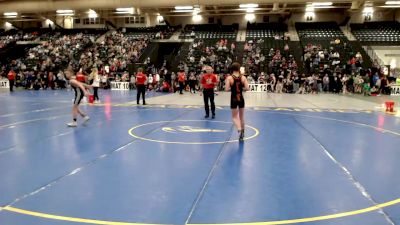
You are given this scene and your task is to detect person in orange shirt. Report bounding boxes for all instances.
[178,69,186,94]
[7,69,16,92]
[135,68,147,105]
[201,66,218,119]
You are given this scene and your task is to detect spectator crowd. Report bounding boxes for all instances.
[0,27,399,96]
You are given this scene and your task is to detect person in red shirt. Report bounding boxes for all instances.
[201,66,218,119]
[76,68,86,83]
[161,81,170,92]
[7,69,16,92]
[178,70,186,94]
[135,68,147,105]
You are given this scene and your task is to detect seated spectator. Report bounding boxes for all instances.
[355,52,362,61]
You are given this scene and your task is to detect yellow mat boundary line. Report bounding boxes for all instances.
[1,112,399,225]
[0,198,399,225]
[128,120,259,144]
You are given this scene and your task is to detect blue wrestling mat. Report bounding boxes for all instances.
[0,90,399,225]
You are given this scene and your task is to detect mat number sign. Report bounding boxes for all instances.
[0,79,9,89]
[249,84,268,92]
[391,85,400,96]
[111,82,129,90]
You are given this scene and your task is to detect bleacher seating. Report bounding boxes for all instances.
[39,28,107,41]
[246,23,287,39]
[296,22,345,39]
[19,29,105,71]
[296,22,366,73]
[180,24,238,39]
[0,28,48,50]
[175,38,237,75]
[122,26,174,39]
[351,21,400,44]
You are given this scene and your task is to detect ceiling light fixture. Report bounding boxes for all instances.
[311,2,333,6]
[385,1,400,4]
[175,6,193,10]
[245,13,255,21]
[116,7,134,14]
[381,5,400,7]
[306,5,315,12]
[192,14,202,22]
[45,19,54,24]
[116,7,133,11]
[56,9,73,14]
[239,3,259,8]
[3,12,18,16]
[363,7,373,13]
[88,9,98,18]
[57,13,74,16]
[172,10,195,13]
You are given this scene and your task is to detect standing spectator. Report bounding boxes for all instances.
[201,66,218,119]
[269,74,276,92]
[341,74,349,94]
[48,72,55,90]
[135,68,147,105]
[154,73,160,90]
[101,73,108,89]
[7,69,16,92]
[323,74,330,92]
[90,68,100,103]
[129,75,135,90]
[189,72,197,94]
[276,74,284,93]
[171,72,176,91]
[57,70,66,89]
[381,76,390,95]
[178,69,186,94]
[148,74,153,90]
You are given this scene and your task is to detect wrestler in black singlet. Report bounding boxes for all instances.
[73,85,85,105]
[230,75,245,109]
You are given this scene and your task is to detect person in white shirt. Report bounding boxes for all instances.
[155,73,160,90]
[333,52,340,59]
[355,52,362,60]
[90,68,101,103]
[101,74,108,88]
[148,74,153,90]
[130,75,136,90]
[341,74,348,94]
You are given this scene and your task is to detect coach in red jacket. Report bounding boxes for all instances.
[201,66,218,119]
[136,68,147,105]
[7,69,16,92]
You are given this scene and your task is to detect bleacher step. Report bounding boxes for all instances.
[340,26,356,41]
[237,30,246,42]
[169,31,182,41]
[288,22,299,41]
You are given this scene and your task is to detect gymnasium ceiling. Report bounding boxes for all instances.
[0,0,396,21]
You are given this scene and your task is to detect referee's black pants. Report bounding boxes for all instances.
[137,85,146,104]
[203,88,215,116]
[9,80,14,92]
[179,82,184,94]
